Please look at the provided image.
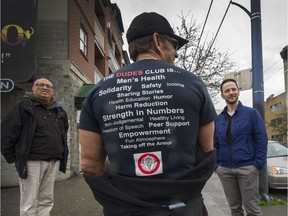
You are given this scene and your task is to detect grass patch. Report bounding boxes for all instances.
[259,196,287,206]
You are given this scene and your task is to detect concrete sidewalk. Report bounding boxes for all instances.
[1,173,287,216]
[203,173,287,216]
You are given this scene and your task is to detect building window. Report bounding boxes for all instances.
[108,28,116,55]
[270,102,282,112]
[80,25,87,56]
[271,117,283,126]
[272,134,283,143]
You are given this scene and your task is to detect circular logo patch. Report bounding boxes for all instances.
[138,153,160,174]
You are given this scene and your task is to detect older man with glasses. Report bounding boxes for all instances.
[79,12,216,216]
[1,77,69,216]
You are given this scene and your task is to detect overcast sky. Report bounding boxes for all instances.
[112,0,287,109]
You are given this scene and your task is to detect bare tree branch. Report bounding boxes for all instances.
[174,12,235,100]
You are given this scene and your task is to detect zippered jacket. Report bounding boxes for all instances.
[214,102,267,170]
[1,95,69,179]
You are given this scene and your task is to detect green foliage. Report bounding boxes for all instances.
[259,196,287,206]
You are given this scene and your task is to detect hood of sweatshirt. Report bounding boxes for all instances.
[23,91,55,106]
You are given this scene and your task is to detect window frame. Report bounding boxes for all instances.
[270,102,282,112]
[80,24,88,56]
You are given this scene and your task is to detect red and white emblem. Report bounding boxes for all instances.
[133,151,163,176]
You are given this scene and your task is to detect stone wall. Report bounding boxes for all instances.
[1,17,82,187]
[1,60,82,187]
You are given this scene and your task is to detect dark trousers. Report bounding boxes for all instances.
[104,195,208,216]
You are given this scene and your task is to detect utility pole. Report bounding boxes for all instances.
[231,0,269,200]
[250,0,269,199]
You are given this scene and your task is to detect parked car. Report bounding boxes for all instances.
[267,141,288,190]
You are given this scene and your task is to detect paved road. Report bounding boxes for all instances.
[1,173,287,216]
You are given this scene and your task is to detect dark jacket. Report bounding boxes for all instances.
[1,93,69,179]
[214,101,267,170]
[84,150,216,216]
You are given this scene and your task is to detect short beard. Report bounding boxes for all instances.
[225,97,238,105]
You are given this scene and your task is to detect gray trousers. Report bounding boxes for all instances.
[18,160,60,216]
[216,165,262,216]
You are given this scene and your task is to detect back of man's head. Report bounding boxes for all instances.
[126,12,188,50]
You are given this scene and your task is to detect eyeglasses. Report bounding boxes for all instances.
[34,83,53,89]
[161,35,179,50]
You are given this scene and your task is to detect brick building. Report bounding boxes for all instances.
[265,93,287,143]
[1,0,129,187]
[265,45,287,145]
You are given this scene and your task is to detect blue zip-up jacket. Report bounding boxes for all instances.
[214,101,267,170]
